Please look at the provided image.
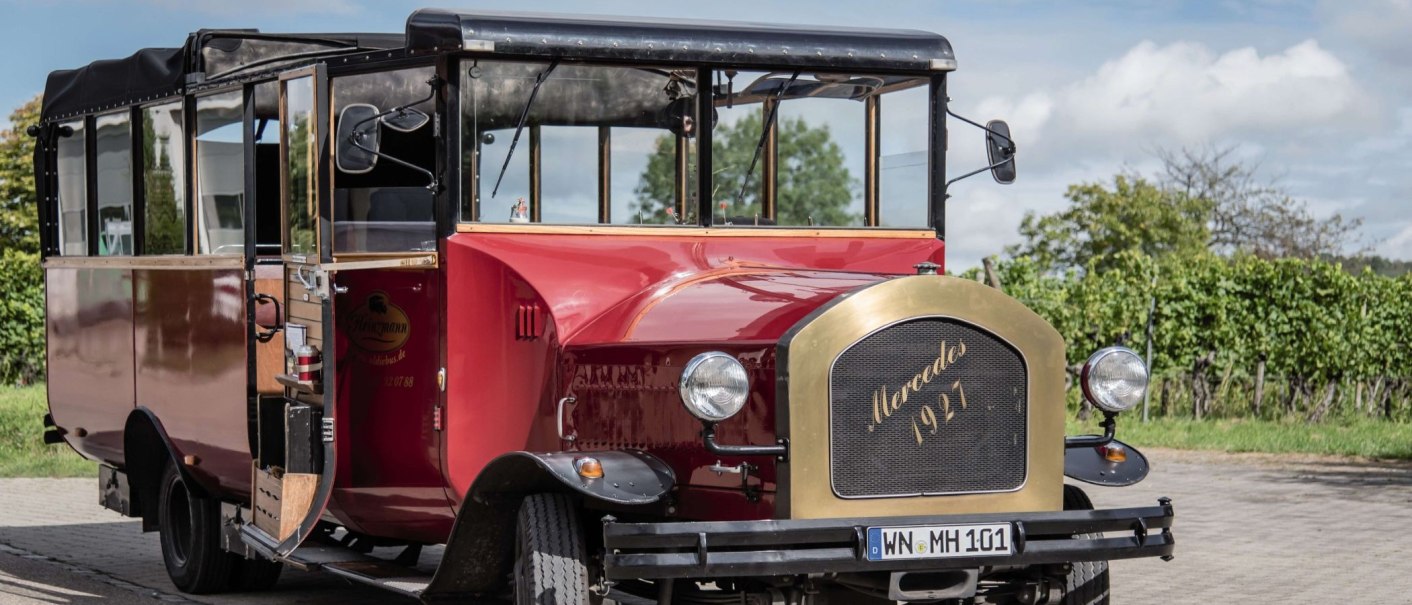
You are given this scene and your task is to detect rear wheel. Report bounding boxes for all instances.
[512,493,594,605]
[157,462,235,593]
[1061,484,1110,605]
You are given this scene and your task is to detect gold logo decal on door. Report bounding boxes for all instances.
[346,291,410,354]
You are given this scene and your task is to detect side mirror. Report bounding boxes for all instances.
[382,108,430,133]
[336,104,380,174]
[985,120,1016,184]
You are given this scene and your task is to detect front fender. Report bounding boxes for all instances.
[1063,438,1150,487]
[423,450,676,600]
[470,449,675,506]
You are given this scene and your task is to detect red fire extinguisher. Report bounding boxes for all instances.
[295,344,323,391]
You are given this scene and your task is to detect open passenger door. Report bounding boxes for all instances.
[239,66,334,558]
[241,65,438,560]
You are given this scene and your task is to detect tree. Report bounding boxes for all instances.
[1007,175,1211,272]
[1325,253,1412,278]
[0,95,43,384]
[631,112,858,226]
[0,95,41,253]
[1010,145,1367,273]
[1157,146,1363,260]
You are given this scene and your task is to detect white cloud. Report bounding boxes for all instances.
[973,39,1373,169]
[940,37,1405,263]
[1378,224,1412,258]
[1321,0,1412,61]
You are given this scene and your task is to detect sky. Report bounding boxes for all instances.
[3,0,1408,270]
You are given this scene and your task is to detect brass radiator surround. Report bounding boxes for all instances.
[777,275,1066,520]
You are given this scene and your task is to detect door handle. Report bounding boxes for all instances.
[252,293,283,343]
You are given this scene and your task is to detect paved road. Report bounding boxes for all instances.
[2,449,1410,604]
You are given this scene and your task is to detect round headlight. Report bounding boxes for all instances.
[1081,347,1148,413]
[679,352,750,422]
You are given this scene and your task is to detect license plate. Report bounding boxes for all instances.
[866,523,1013,561]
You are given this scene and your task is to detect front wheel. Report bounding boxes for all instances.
[1062,484,1110,605]
[157,462,235,593]
[512,493,595,605]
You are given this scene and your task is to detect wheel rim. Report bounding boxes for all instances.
[166,477,194,567]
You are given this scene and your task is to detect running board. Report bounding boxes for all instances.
[280,543,431,599]
[321,558,431,599]
[237,520,433,600]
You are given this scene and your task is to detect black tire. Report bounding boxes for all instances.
[1062,484,1110,605]
[513,493,593,605]
[157,462,235,594]
[229,556,284,592]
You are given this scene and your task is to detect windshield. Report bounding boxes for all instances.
[459,60,930,228]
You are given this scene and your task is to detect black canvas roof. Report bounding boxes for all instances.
[42,11,955,123]
[41,31,403,122]
[405,9,955,73]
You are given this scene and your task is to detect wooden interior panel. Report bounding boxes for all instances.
[252,465,319,541]
[283,266,324,406]
[254,265,285,395]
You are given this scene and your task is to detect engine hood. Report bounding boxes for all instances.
[571,265,890,345]
[447,230,944,347]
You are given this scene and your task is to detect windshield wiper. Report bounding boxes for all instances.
[735,71,800,208]
[491,58,560,198]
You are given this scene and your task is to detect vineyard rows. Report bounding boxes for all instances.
[966,252,1412,423]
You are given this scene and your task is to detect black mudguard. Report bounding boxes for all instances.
[421,450,675,602]
[1063,438,1150,487]
[470,449,675,506]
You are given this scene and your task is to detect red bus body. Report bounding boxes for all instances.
[34,10,1173,603]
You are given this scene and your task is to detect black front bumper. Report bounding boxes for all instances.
[602,498,1174,579]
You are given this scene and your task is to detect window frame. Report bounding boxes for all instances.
[52,117,90,257]
[456,58,704,227]
[137,97,191,256]
[328,65,439,254]
[192,86,249,257]
[91,109,136,257]
[279,67,324,260]
[450,56,944,234]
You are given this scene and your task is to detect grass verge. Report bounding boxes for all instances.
[0,384,94,477]
[1068,414,1412,460]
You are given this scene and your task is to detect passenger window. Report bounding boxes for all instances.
[195,91,245,255]
[95,112,133,256]
[878,86,928,228]
[707,71,928,228]
[462,61,698,225]
[142,101,186,254]
[777,97,864,227]
[710,71,769,225]
[284,76,316,256]
[331,68,436,252]
[611,128,674,224]
[538,126,596,224]
[55,119,87,256]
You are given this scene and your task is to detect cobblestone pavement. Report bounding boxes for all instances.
[1,449,1411,604]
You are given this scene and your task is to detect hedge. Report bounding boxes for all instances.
[965,252,1412,422]
[0,249,43,386]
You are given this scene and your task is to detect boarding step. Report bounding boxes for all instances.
[280,542,432,598]
[321,557,433,598]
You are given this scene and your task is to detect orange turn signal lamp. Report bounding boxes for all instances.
[1097,444,1128,463]
[574,457,604,479]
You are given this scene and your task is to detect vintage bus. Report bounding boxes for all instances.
[31,9,1175,604]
